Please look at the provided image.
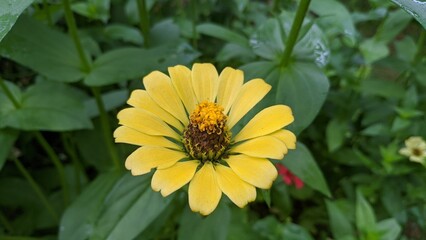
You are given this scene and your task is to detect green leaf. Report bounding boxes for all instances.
[178,203,231,240]
[359,39,389,64]
[275,63,330,134]
[310,0,357,45]
[0,16,85,82]
[260,189,271,208]
[326,119,347,152]
[0,80,92,131]
[85,89,129,118]
[375,9,412,43]
[359,79,405,99]
[0,128,19,171]
[60,173,173,240]
[391,0,426,29]
[282,223,314,240]
[197,23,249,48]
[356,190,376,233]
[282,142,331,197]
[0,0,33,43]
[376,219,401,240]
[59,172,121,240]
[84,44,199,86]
[104,24,143,45]
[326,200,355,239]
[72,0,110,22]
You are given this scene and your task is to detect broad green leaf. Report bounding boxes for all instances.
[85,89,129,118]
[359,38,389,64]
[197,23,249,48]
[253,216,285,239]
[60,173,173,240]
[72,0,110,22]
[360,79,405,99]
[59,172,121,240]
[0,0,33,43]
[150,19,181,46]
[282,143,331,197]
[275,63,330,134]
[282,223,314,240]
[104,24,143,45]
[391,0,426,29]
[356,190,376,233]
[326,200,355,239]
[0,16,85,82]
[0,128,19,171]
[375,9,412,43]
[326,119,347,152]
[0,80,92,131]
[84,44,199,86]
[310,0,356,45]
[376,219,401,240]
[178,203,231,240]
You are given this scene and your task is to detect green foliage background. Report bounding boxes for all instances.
[0,0,425,239]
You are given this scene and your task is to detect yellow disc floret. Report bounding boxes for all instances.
[183,101,231,162]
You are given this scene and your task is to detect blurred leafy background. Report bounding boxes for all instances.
[0,0,426,239]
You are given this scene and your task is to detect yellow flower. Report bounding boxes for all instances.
[399,136,426,164]
[114,63,296,215]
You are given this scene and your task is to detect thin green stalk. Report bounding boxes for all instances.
[0,78,20,108]
[12,155,59,222]
[136,0,150,48]
[91,87,122,171]
[414,30,425,63]
[42,0,53,26]
[62,0,90,72]
[190,0,198,48]
[0,211,14,234]
[273,0,281,13]
[34,131,70,205]
[280,0,311,67]
[61,133,88,193]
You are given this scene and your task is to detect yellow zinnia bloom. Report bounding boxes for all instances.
[399,136,426,164]
[114,63,296,215]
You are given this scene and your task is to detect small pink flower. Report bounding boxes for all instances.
[276,164,304,189]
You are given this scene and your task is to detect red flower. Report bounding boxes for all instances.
[276,164,304,189]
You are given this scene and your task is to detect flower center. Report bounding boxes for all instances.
[412,148,422,157]
[183,101,231,162]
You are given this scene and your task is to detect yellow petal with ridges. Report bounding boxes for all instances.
[189,162,221,215]
[152,160,200,197]
[143,71,188,125]
[125,146,186,175]
[191,63,219,103]
[231,136,287,160]
[215,164,256,208]
[168,65,197,114]
[217,67,243,114]
[270,129,297,149]
[117,108,180,140]
[113,126,180,150]
[127,90,183,132]
[234,105,294,142]
[227,79,271,129]
[226,155,277,189]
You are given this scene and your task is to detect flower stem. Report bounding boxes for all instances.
[91,87,122,171]
[273,0,281,13]
[61,133,88,193]
[42,0,53,26]
[0,78,20,108]
[12,154,59,222]
[34,131,70,205]
[0,210,14,234]
[62,0,90,72]
[136,0,150,48]
[280,0,311,68]
[190,0,198,48]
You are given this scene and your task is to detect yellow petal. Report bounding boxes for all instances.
[127,90,183,132]
[114,126,180,150]
[226,155,277,189]
[191,63,219,103]
[231,136,287,160]
[143,71,188,125]
[168,65,197,114]
[117,108,180,140]
[270,129,297,149]
[125,146,186,175]
[215,164,256,208]
[227,79,271,129]
[234,105,294,142]
[189,162,221,215]
[217,67,244,113]
[152,160,200,197]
